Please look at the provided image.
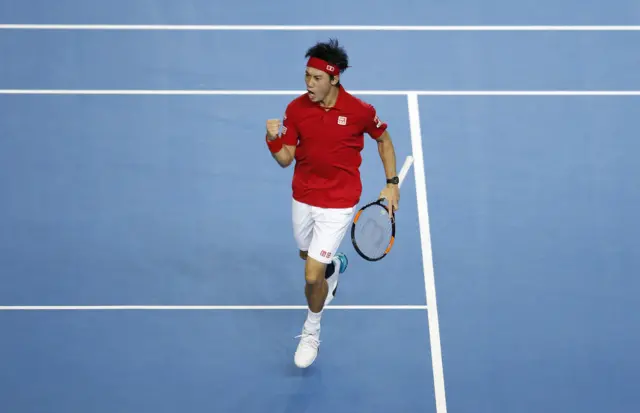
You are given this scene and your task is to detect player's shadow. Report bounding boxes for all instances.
[282,365,325,413]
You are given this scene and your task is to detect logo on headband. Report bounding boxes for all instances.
[326,65,335,73]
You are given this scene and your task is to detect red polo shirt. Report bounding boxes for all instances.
[280,85,388,208]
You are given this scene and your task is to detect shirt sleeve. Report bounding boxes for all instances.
[364,104,388,139]
[280,103,299,146]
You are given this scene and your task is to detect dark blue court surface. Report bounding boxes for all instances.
[1,2,639,413]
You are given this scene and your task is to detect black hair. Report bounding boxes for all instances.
[305,38,349,80]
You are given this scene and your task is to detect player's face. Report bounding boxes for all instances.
[305,67,333,103]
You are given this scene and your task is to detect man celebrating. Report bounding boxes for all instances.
[265,39,400,368]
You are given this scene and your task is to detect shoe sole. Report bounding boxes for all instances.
[295,353,318,368]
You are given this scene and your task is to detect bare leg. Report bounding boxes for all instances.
[299,251,331,312]
[293,251,340,368]
[305,258,329,313]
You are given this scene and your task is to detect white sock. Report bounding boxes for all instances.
[304,309,322,333]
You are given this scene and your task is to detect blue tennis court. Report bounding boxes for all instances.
[1,1,639,413]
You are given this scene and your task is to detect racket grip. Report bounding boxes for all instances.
[398,155,414,188]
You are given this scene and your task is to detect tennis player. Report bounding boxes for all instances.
[265,39,400,368]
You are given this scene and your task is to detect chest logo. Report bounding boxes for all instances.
[337,116,347,125]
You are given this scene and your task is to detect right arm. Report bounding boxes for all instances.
[269,141,296,168]
[265,117,297,168]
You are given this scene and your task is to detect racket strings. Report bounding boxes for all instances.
[353,205,394,259]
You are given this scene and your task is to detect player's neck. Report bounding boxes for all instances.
[319,86,339,108]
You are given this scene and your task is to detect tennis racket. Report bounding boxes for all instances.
[351,155,414,261]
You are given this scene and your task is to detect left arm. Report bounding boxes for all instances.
[372,130,401,215]
[375,130,397,180]
[365,107,400,215]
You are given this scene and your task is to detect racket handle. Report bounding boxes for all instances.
[398,155,414,189]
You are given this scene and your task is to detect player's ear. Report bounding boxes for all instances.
[330,75,339,86]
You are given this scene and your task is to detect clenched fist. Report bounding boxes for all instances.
[266,119,281,140]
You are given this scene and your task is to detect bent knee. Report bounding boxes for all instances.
[304,258,326,284]
[305,271,324,285]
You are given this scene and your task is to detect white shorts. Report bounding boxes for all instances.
[292,198,356,264]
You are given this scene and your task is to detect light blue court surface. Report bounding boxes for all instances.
[1,1,640,413]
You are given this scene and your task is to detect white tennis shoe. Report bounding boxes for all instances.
[294,328,321,368]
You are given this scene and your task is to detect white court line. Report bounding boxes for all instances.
[408,93,447,413]
[0,24,639,31]
[1,90,639,96]
[0,305,428,311]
